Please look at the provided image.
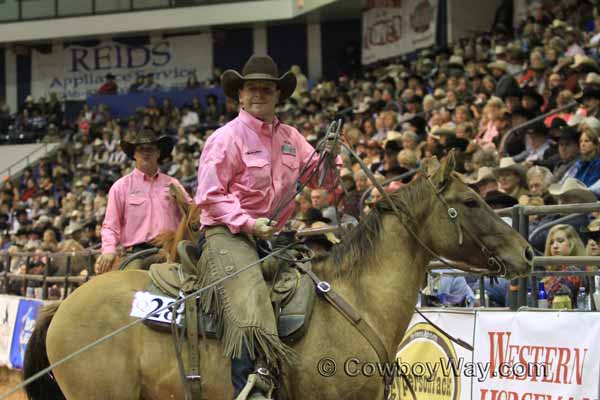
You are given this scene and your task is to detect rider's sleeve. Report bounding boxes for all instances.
[195,131,256,234]
[101,180,124,254]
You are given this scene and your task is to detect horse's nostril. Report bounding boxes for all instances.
[523,246,534,264]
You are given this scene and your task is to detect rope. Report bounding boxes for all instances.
[0,242,297,400]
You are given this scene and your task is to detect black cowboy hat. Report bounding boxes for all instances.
[581,86,600,100]
[300,208,331,225]
[105,73,116,80]
[554,124,581,143]
[510,106,535,120]
[221,54,297,101]
[525,122,549,137]
[521,87,544,106]
[484,190,518,208]
[121,129,174,162]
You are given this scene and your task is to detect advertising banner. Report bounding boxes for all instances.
[473,311,600,400]
[0,296,20,368]
[362,0,437,64]
[390,309,475,400]
[9,299,43,369]
[31,33,213,100]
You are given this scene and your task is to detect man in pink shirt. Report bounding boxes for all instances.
[96,129,191,273]
[195,55,338,399]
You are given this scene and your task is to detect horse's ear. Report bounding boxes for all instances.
[429,151,456,188]
[421,157,440,178]
[169,183,190,215]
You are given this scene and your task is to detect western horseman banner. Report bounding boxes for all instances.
[473,311,600,400]
[31,33,213,100]
[362,0,437,65]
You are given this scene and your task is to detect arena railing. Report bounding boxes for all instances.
[0,248,99,300]
[0,142,57,178]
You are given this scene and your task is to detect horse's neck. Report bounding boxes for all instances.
[325,214,430,351]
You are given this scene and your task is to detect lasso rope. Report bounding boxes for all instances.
[0,242,297,400]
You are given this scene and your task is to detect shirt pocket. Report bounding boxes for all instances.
[126,195,147,225]
[242,156,271,189]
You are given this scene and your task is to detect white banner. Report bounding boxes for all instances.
[31,33,213,100]
[473,311,600,400]
[0,295,20,368]
[362,0,437,65]
[390,309,474,400]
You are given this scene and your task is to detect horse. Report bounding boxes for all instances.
[23,154,533,399]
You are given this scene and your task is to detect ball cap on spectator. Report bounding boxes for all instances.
[121,129,174,162]
[548,178,597,203]
[221,54,297,101]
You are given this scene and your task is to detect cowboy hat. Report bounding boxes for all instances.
[487,60,509,72]
[493,157,527,182]
[463,166,497,186]
[121,129,174,162]
[64,222,83,236]
[484,190,518,208]
[570,55,599,72]
[548,178,597,203]
[221,54,297,101]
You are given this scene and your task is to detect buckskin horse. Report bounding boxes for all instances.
[23,155,533,399]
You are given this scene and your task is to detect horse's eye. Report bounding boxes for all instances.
[191,223,199,231]
[464,199,479,208]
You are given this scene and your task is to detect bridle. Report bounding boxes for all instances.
[346,142,508,277]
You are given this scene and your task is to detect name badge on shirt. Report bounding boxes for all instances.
[281,142,296,156]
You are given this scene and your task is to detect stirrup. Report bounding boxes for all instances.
[234,368,275,400]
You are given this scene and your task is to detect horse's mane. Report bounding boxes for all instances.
[152,203,202,262]
[329,175,431,279]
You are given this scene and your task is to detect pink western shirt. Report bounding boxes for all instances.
[195,109,338,234]
[101,168,192,254]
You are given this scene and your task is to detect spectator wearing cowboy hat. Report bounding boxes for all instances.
[493,157,529,200]
[464,166,498,198]
[96,129,191,273]
[512,122,556,165]
[98,73,118,95]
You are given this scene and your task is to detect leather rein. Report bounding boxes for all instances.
[295,128,512,399]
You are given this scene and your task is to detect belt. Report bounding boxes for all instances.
[125,242,155,253]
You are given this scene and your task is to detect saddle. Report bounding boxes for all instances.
[146,240,317,342]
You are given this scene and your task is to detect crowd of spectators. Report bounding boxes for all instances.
[0,0,599,307]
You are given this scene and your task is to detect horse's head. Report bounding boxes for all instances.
[419,152,533,279]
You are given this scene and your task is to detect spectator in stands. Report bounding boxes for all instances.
[140,72,162,92]
[488,60,520,100]
[98,73,118,95]
[513,123,556,165]
[186,73,203,90]
[129,75,145,93]
[526,166,554,201]
[543,224,586,307]
[465,167,498,198]
[567,119,600,195]
[493,157,528,199]
[582,219,600,258]
[96,129,190,273]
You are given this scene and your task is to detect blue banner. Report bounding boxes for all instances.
[87,87,226,120]
[9,299,42,369]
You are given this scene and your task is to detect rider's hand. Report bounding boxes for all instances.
[324,133,340,156]
[253,218,277,240]
[95,253,117,274]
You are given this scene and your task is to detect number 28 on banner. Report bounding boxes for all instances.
[130,291,184,325]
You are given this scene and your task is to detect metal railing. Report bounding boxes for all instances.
[0,248,99,300]
[1,0,264,23]
[0,142,57,178]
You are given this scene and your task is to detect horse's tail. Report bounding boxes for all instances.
[23,302,66,400]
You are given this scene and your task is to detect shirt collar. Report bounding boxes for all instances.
[239,109,280,136]
[133,167,159,181]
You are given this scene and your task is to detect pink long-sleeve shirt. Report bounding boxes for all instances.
[101,168,192,254]
[195,109,338,234]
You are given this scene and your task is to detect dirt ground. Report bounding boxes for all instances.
[0,367,26,400]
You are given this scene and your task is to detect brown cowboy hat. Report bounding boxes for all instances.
[121,129,174,162]
[221,54,297,101]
